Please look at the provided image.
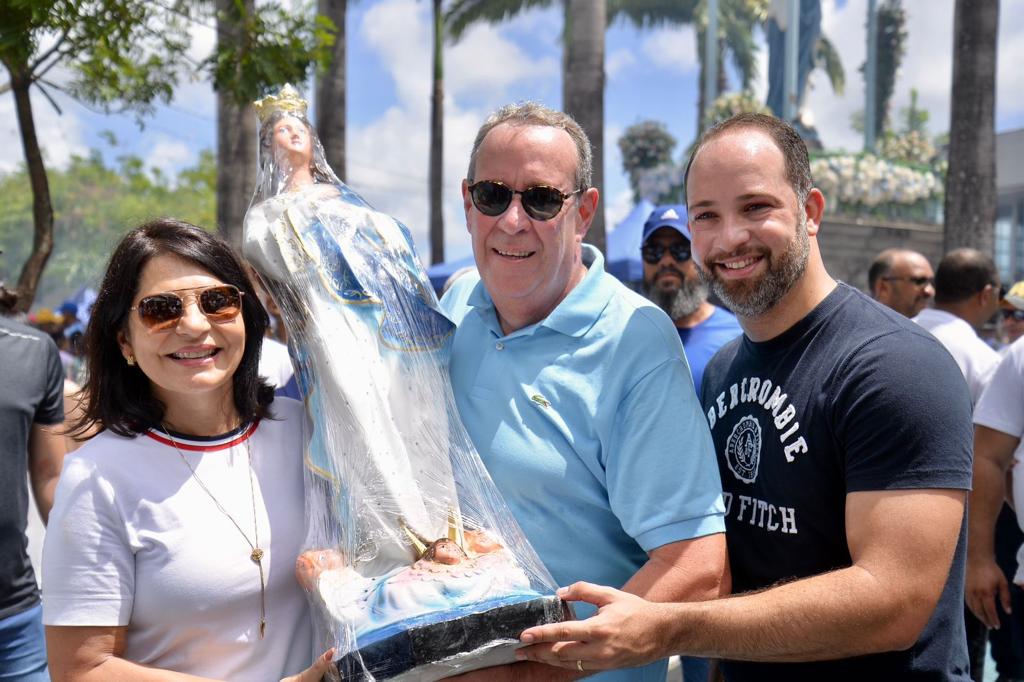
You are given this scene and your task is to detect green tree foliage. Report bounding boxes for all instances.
[0,150,216,307]
[0,0,333,308]
[208,1,335,106]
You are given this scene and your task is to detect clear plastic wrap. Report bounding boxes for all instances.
[242,85,566,681]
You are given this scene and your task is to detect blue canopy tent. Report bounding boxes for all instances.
[605,198,655,284]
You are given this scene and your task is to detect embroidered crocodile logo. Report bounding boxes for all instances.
[530,394,551,409]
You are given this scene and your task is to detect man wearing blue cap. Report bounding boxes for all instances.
[641,205,741,393]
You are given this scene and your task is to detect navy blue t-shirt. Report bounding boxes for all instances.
[701,284,973,681]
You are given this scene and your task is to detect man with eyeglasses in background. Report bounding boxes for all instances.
[868,248,936,318]
[640,205,741,394]
[441,102,728,682]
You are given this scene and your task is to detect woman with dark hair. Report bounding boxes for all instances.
[41,218,331,681]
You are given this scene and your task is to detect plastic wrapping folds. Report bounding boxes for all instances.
[242,85,567,681]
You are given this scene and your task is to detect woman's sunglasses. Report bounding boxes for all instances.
[131,285,244,332]
[468,180,582,221]
[641,243,692,265]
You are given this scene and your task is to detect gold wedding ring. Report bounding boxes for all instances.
[576,659,584,673]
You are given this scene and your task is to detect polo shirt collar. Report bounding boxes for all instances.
[466,244,615,339]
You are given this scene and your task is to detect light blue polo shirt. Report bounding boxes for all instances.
[441,246,725,682]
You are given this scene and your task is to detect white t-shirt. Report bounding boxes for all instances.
[914,308,1001,406]
[259,337,295,390]
[975,338,1024,582]
[42,398,313,681]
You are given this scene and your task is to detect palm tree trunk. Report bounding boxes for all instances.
[562,0,605,254]
[695,28,725,133]
[428,0,444,264]
[316,0,347,181]
[215,0,258,249]
[943,0,999,253]
[8,68,54,313]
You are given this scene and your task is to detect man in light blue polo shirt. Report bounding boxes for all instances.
[441,102,727,682]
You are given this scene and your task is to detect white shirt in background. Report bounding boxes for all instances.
[259,336,295,390]
[914,308,1000,406]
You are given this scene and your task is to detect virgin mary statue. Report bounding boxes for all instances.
[242,85,564,680]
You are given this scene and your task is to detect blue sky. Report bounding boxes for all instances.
[1,0,1022,265]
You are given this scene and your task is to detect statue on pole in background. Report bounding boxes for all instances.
[766,0,823,145]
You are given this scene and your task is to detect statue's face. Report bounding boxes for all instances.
[271,114,312,167]
[424,539,467,565]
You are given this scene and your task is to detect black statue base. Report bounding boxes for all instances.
[336,596,569,681]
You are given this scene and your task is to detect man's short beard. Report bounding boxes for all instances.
[696,215,810,318]
[643,274,708,320]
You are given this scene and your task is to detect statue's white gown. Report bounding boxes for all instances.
[244,183,458,577]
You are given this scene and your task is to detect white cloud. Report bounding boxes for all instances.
[144,135,195,182]
[352,0,565,263]
[346,103,481,265]
[996,0,1024,123]
[801,0,1023,151]
[361,0,557,114]
[446,24,559,103]
[605,187,635,230]
[641,26,699,74]
[607,49,637,80]
[169,23,217,119]
[803,0,869,151]
[0,89,87,173]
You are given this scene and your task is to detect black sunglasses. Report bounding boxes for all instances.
[131,285,244,332]
[468,180,582,221]
[1002,309,1024,322]
[641,243,691,265]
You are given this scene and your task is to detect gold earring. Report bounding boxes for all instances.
[126,354,135,366]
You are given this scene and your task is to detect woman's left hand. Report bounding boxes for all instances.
[281,648,335,682]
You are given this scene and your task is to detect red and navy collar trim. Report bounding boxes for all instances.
[146,419,259,452]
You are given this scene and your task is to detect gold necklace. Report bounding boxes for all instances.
[163,423,267,639]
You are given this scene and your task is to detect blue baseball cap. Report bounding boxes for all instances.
[642,205,690,245]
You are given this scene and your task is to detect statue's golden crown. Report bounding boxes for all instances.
[254,84,307,123]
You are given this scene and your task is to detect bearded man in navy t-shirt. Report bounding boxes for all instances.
[515,113,973,681]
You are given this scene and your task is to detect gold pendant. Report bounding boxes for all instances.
[251,548,264,562]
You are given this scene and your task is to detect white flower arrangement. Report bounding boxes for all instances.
[810,153,942,219]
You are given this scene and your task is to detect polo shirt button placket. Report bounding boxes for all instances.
[495,342,505,351]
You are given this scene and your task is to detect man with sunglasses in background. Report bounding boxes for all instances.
[868,248,936,318]
[999,281,1024,349]
[441,102,728,682]
[640,205,741,394]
